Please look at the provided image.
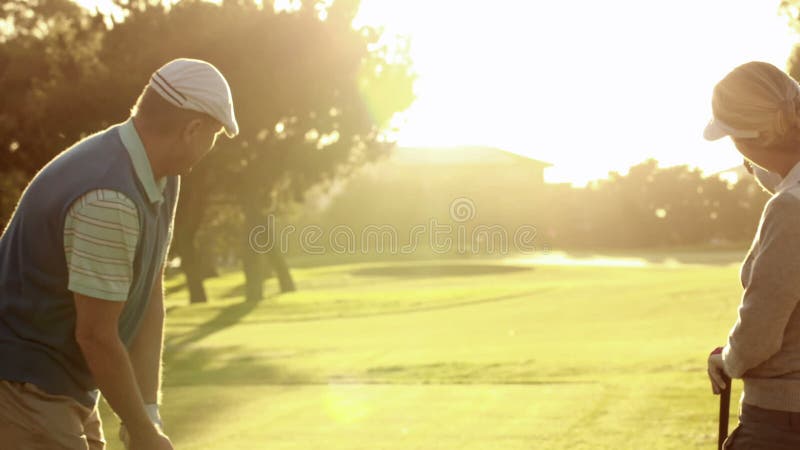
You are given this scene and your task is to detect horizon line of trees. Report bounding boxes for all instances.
[537,159,766,250]
[273,157,769,257]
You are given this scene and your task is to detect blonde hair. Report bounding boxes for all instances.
[712,61,800,148]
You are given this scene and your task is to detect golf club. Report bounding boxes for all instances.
[718,374,732,450]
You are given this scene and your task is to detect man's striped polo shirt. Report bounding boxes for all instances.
[63,120,172,301]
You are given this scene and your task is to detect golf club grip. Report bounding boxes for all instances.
[718,375,732,450]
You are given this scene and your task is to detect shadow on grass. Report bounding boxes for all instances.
[159,347,314,446]
[219,281,260,300]
[167,295,278,352]
[165,281,187,296]
[358,361,596,385]
[163,345,315,387]
[352,264,532,278]
[168,288,552,328]
[102,343,313,448]
[163,347,591,388]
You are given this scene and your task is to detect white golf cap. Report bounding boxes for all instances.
[703,116,759,141]
[149,58,239,138]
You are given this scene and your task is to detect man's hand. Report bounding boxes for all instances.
[708,348,729,395]
[126,426,174,450]
[120,404,165,449]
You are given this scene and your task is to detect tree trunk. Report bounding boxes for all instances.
[243,200,266,302]
[183,256,208,303]
[243,247,265,302]
[241,198,296,299]
[267,249,295,292]
[174,230,210,304]
[173,172,211,304]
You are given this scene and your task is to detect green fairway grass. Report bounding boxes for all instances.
[100,255,746,449]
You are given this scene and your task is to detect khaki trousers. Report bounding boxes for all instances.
[0,380,105,450]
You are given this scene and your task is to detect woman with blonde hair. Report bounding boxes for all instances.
[705,61,800,449]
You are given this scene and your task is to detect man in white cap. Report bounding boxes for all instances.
[0,58,237,450]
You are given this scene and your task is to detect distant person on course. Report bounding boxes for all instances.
[0,58,238,450]
[705,61,800,449]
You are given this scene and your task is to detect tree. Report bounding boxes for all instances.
[553,159,766,249]
[0,0,416,303]
[100,0,415,301]
[0,0,109,178]
[0,0,110,228]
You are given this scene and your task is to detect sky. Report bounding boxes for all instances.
[75,0,798,186]
[354,0,799,185]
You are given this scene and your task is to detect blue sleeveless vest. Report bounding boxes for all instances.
[0,123,179,407]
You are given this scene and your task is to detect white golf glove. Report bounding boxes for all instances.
[119,404,163,449]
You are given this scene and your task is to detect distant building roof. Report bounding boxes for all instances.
[392,146,552,167]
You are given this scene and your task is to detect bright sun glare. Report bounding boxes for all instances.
[355,0,799,186]
[76,0,798,186]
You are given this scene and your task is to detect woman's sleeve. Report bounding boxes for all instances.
[723,193,800,378]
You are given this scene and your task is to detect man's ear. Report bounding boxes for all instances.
[182,118,204,142]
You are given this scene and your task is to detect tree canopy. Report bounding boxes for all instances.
[0,0,416,302]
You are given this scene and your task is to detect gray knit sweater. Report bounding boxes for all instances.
[723,166,800,412]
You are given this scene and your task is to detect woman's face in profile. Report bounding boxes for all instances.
[733,133,800,179]
[732,138,765,166]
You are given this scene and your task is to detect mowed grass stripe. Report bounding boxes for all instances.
[100,257,743,449]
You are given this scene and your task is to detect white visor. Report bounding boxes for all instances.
[703,117,759,141]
